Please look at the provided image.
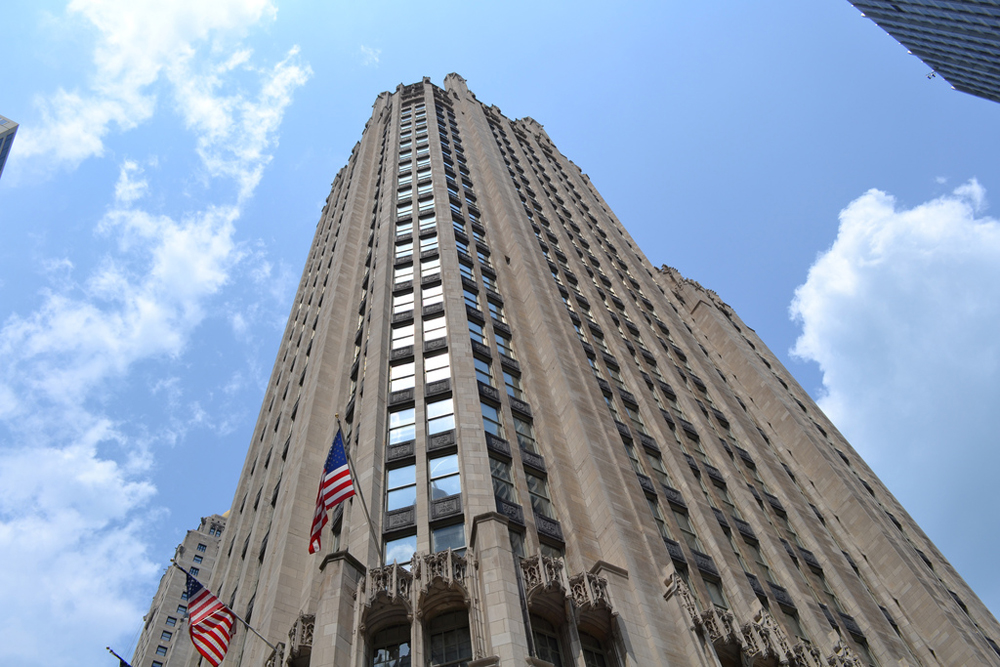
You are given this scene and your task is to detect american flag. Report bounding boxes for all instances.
[309,429,356,554]
[185,573,236,667]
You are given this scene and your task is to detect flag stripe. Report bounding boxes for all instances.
[185,574,236,667]
[309,430,356,554]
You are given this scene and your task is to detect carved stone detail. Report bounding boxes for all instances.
[287,613,314,662]
[568,572,611,613]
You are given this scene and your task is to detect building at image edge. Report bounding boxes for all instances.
[193,75,1000,667]
[847,1,1000,104]
[134,514,227,667]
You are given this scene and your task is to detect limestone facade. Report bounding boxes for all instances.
[195,75,1000,667]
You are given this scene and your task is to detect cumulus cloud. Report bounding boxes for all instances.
[791,180,1000,612]
[18,0,284,171]
[0,2,310,665]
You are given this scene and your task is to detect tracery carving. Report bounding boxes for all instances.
[826,638,863,667]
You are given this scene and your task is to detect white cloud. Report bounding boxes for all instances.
[791,180,1000,613]
[0,2,310,665]
[113,159,148,204]
[171,45,312,200]
[359,44,381,67]
[19,0,279,169]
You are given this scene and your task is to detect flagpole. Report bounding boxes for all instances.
[170,561,278,652]
[336,415,385,567]
[106,646,132,666]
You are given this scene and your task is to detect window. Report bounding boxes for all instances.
[603,394,622,422]
[782,610,808,640]
[429,454,461,500]
[608,366,627,391]
[390,362,415,392]
[425,353,450,384]
[176,605,187,615]
[714,482,743,520]
[531,616,564,667]
[503,371,524,400]
[192,555,203,564]
[468,320,485,345]
[165,617,177,627]
[156,646,168,656]
[495,333,515,359]
[392,323,415,349]
[421,257,441,278]
[647,497,672,540]
[453,217,467,234]
[645,451,673,488]
[152,662,163,667]
[384,534,417,566]
[394,264,414,285]
[432,523,466,554]
[703,577,728,609]
[487,300,505,323]
[474,357,494,386]
[196,543,207,552]
[387,465,416,511]
[161,631,172,642]
[481,402,504,438]
[397,219,413,236]
[526,472,555,519]
[540,542,564,559]
[420,234,439,253]
[419,213,437,232]
[189,567,199,577]
[423,315,446,341]
[513,416,537,453]
[427,398,455,434]
[623,440,645,475]
[672,510,703,552]
[624,404,648,435]
[481,272,497,291]
[580,633,611,667]
[459,261,474,281]
[389,408,416,444]
[428,611,473,667]
[392,291,414,315]
[463,288,479,310]
[371,624,411,667]
[744,539,777,584]
[422,284,444,307]
[587,356,603,378]
[490,458,516,501]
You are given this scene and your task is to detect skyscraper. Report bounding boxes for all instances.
[199,75,1000,667]
[847,1,1000,104]
[0,115,18,182]
[135,514,227,667]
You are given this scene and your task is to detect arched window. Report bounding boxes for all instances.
[371,624,411,667]
[580,632,611,667]
[531,615,564,667]
[428,610,472,667]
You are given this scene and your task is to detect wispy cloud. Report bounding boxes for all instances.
[0,2,310,665]
[18,0,281,171]
[790,179,1000,612]
[359,44,382,67]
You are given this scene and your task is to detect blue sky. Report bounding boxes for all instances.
[1,2,999,665]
